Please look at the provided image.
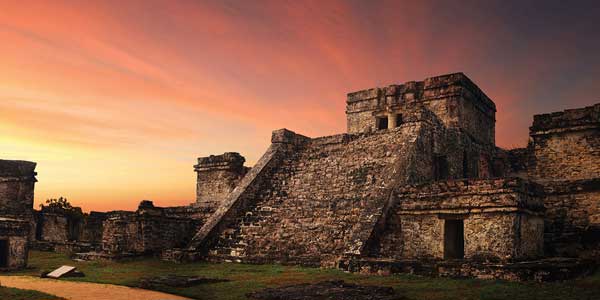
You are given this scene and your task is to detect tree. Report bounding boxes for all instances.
[40,197,83,220]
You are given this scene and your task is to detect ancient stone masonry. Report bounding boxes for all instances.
[541,179,600,259]
[33,208,108,253]
[376,178,545,262]
[100,200,201,257]
[0,159,36,270]
[529,103,600,181]
[22,72,598,281]
[179,72,599,281]
[525,104,600,261]
[346,72,496,146]
[194,152,249,214]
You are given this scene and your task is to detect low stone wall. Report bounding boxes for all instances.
[102,207,200,256]
[338,257,596,282]
[35,212,69,242]
[34,210,107,250]
[79,212,107,244]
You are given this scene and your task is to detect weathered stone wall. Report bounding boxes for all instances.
[79,211,107,244]
[33,209,107,252]
[518,213,546,259]
[380,178,544,262]
[346,73,496,146]
[0,160,36,219]
[528,104,600,181]
[504,148,529,178]
[0,160,36,270]
[541,179,600,259]
[0,218,30,269]
[195,152,248,213]
[101,202,200,255]
[36,212,69,242]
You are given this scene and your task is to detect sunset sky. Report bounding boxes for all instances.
[1,0,599,212]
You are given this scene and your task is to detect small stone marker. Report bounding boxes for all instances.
[46,265,76,279]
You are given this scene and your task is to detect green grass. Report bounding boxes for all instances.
[10,251,600,300]
[0,286,63,300]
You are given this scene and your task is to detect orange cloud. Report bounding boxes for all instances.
[1,0,598,211]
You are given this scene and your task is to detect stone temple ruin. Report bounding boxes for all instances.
[22,73,600,280]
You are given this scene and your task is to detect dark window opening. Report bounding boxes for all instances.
[462,151,469,178]
[478,155,491,179]
[444,220,464,259]
[35,216,43,240]
[0,239,8,268]
[376,117,388,130]
[395,114,403,128]
[434,155,449,180]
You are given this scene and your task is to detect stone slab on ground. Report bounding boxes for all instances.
[247,280,406,300]
[46,265,76,279]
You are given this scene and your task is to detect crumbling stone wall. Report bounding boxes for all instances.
[381,178,544,262]
[36,212,69,242]
[33,209,107,253]
[0,160,36,219]
[102,201,200,256]
[528,104,600,181]
[346,73,496,146]
[0,219,30,269]
[79,211,107,244]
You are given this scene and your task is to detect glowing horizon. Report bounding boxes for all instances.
[1,1,599,212]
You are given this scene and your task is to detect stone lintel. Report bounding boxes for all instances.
[395,178,544,212]
[397,207,543,216]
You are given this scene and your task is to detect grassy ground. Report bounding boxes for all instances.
[9,251,600,300]
[0,286,63,300]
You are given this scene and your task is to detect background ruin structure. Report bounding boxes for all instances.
[24,72,599,281]
[0,160,36,270]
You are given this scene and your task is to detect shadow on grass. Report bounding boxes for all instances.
[9,251,600,300]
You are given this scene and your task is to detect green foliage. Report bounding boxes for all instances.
[39,197,84,220]
[9,251,600,300]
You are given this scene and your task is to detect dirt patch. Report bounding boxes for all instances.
[0,276,190,300]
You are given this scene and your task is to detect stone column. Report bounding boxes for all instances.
[388,113,397,129]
